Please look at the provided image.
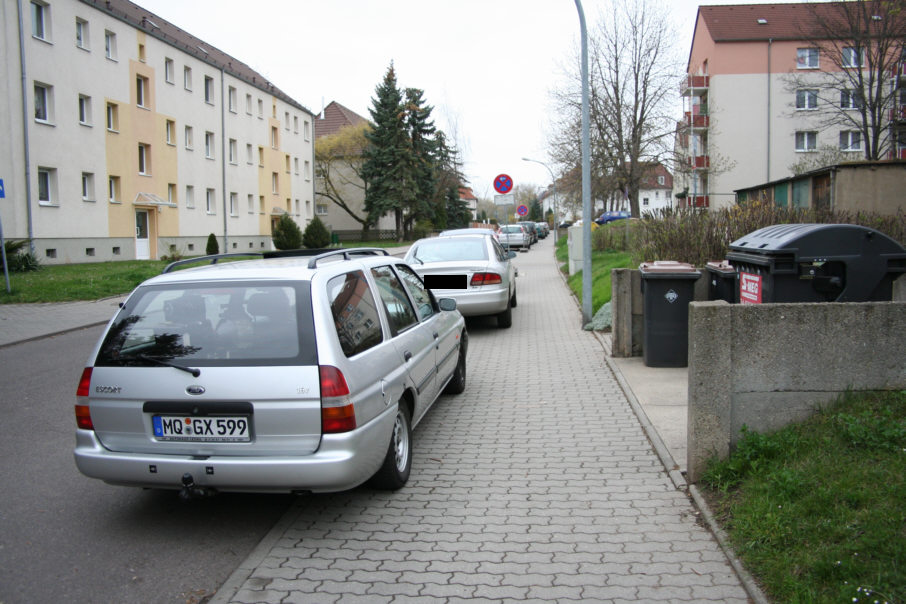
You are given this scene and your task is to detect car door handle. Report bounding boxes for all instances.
[433,332,439,339]
[404,351,412,362]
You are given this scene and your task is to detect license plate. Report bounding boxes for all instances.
[424,274,467,289]
[152,415,250,442]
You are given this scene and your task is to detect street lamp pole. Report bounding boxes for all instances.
[521,157,559,243]
[575,0,593,325]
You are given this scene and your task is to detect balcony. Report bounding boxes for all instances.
[680,75,709,96]
[688,155,711,170]
[684,112,710,129]
[890,62,906,79]
[888,147,906,160]
[677,195,709,209]
[889,106,906,121]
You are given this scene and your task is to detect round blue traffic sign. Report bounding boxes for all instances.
[494,174,513,194]
[517,205,528,216]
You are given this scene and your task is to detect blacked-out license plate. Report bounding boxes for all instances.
[424,274,467,290]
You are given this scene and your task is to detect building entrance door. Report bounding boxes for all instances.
[135,210,150,259]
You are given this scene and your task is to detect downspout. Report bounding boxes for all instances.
[220,66,228,251]
[17,0,35,254]
[767,38,772,182]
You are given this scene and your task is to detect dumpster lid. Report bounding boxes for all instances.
[639,261,701,276]
[728,223,906,257]
[706,260,735,273]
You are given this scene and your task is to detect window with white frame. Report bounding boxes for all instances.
[246,143,253,164]
[185,185,195,208]
[796,47,819,69]
[136,75,149,108]
[106,102,118,131]
[184,125,193,149]
[78,94,91,125]
[205,188,215,214]
[108,175,120,202]
[304,120,311,140]
[284,111,290,130]
[204,76,214,104]
[229,192,238,216]
[138,43,146,62]
[229,138,237,164]
[257,98,263,118]
[167,183,176,204]
[75,18,89,49]
[795,131,818,152]
[184,66,192,91]
[796,89,818,110]
[840,89,862,110]
[245,93,252,114]
[138,143,150,175]
[247,194,254,214]
[657,175,665,185]
[165,120,174,145]
[285,154,290,173]
[164,58,174,84]
[842,46,865,68]
[271,172,278,193]
[34,83,52,122]
[31,1,50,41]
[204,131,214,158]
[294,157,299,174]
[304,160,311,181]
[293,115,299,133]
[81,172,95,201]
[316,203,328,215]
[271,126,278,148]
[839,130,862,151]
[104,30,117,60]
[228,86,237,112]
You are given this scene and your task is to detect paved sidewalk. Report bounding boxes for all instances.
[0,296,123,348]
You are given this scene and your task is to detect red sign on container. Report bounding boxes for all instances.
[739,271,762,304]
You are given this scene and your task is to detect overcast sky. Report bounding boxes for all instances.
[137,0,796,199]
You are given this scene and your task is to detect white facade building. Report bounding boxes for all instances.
[1,0,315,263]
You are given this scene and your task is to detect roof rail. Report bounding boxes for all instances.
[300,247,390,269]
[162,252,263,274]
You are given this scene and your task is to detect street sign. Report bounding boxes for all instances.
[517,205,528,216]
[0,178,5,198]
[493,174,513,194]
[494,193,514,206]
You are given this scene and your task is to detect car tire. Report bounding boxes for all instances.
[510,287,517,308]
[443,338,467,395]
[497,298,513,328]
[368,403,412,490]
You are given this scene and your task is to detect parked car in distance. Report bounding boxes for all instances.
[498,224,531,250]
[535,222,550,239]
[594,211,631,225]
[405,234,517,328]
[73,248,468,496]
[518,221,539,245]
[438,227,499,241]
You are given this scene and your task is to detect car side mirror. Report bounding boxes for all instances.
[507,251,517,259]
[438,298,457,312]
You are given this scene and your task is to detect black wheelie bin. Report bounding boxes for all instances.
[639,261,701,367]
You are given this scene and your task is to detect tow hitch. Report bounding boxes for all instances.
[178,473,217,500]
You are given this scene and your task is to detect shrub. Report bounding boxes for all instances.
[3,239,40,273]
[272,214,303,250]
[412,219,433,240]
[302,216,331,249]
[206,233,219,255]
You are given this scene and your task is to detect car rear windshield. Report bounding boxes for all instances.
[501,226,522,233]
[95,281,316,367]
[412,238,489,262]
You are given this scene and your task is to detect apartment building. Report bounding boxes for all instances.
[676,2,906,210]
[1,0,315,263]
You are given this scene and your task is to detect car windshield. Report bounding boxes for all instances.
[95,281,315,367]
[501,226,522,233]
[412,238,489,262]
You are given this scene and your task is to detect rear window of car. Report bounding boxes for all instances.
[501,226,522,233]
[411,238,488,262]
[95,281,315,367]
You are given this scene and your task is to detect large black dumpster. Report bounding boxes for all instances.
[639,261,701,367]
[726,224,906,304]
[706,260,738,304]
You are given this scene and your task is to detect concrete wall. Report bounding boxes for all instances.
[686,300,906,482]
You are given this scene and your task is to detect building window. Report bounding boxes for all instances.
[204,131,214,158]
[643,197,649,206]
[184,125,193,149]
[229,192,238,216]
[167,183,176,204]
[75,18,89,49]
[795,131,818,152]
[228,86,237,112]
[285,154,291,173]
[840,89,862,110]
[136,75,149,108]
[184,66,192,91]
[247,194,254,214]
[164,58,174,84]
[138,143,150,175]
[304,160,311,181]
[271,126,279,149]
[293,115,299,133]
[842,47,865,68]
[840,130,862,151]
[316,203,329,216]
[796,47,818,69]
[204,76,214,104]
[257,98,263,118]
[86,248,95,257]
[106,102,118,131]
[657,175,665,185]
[108,175,120,203]
[104,30,117,60]
[78,94,91,125]
[796,89,818,110]
[304,120,311,141]
[246,143,253,164]
[165,120,175,145]
[205,188,215,214]
[31,1,50,41]
[294,157,300,174]
[272,172,278,194]
[138,43,146,62]
[185,185,195,209]
[284,111,290,130]
[258,146,264,167]
[34,83,52,123]
[229,138,237,164]
[81,172,95,201]
[245,93,252,114]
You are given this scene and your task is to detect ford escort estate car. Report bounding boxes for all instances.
[74,249,467,496]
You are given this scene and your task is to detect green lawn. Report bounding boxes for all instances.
[554,235,632,313]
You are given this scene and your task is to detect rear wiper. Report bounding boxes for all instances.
[138,354,201,377]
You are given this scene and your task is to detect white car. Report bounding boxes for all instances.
[74,249,467,496]
[405,234,517,328]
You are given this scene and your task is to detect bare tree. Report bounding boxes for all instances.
[550,0,681,217]
[785,0,906,160]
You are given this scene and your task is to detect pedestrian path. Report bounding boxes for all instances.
[211,239,751,603]
[0,297,123,347]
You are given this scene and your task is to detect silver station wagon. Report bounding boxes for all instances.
[74,249,467,496]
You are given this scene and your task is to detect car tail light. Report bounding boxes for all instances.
[470,272,502,286]
[75,367,94,430]
[320,365,356,433]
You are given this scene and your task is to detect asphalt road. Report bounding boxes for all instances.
[0,326,293,604]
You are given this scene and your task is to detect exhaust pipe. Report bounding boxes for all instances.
[178,473,217,500]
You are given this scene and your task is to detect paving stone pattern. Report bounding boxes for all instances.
[219,240,750,603]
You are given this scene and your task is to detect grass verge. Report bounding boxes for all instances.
[554,235,632,313]
[1,260,169,303]
[700,390,906,604]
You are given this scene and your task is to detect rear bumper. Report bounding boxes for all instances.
[440,287,509,316]
[74,406,396,493]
